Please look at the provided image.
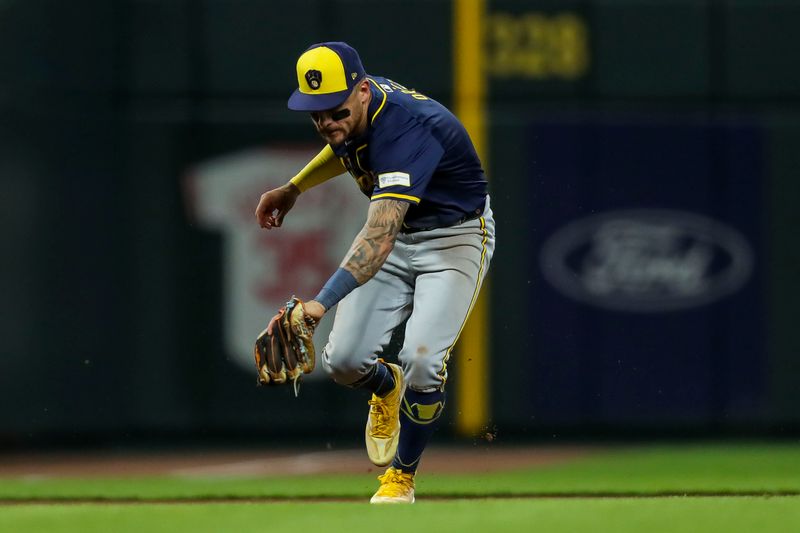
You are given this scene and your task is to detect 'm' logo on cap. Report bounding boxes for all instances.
[305,69,322,90]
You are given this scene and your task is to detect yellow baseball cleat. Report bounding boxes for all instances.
[370,467,415,504]
[365,362,405,466]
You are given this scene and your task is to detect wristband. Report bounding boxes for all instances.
[314,268,360,310]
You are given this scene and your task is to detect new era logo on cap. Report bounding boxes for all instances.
[287,42,367,112]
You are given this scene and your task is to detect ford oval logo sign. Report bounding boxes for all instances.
[539,209,755,312]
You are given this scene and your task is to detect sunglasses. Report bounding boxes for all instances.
[310,108,351,123]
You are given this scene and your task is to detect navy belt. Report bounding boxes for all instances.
[400,204,484,235]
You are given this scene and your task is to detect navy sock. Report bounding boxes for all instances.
[391,389,446,474]
[350,361,395,397]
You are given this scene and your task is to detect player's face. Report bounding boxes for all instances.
[310,81,370,145]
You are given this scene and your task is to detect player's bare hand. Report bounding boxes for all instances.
[255,183,301,229]
[302,300,327,323]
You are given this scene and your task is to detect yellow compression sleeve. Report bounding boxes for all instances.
[289,145,347,192]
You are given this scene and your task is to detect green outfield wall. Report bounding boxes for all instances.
[1,0,799,444]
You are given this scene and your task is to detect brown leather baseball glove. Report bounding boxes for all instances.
[254,297,316,395]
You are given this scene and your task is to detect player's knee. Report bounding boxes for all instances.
[399,350,445,392]
[321,344,372,385]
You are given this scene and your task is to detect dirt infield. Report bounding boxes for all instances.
[0,446,589,479]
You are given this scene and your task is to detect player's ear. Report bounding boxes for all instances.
[358,79,371,100]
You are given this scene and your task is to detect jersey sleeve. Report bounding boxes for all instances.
[368,107,444,205]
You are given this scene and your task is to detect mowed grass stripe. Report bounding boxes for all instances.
[1,498,799,533]
[3,491,800,505]
[1,444,799,501]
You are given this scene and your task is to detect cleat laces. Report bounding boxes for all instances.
[368,398,393,439]
[376,469,414,497]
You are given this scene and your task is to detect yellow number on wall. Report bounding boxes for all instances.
[486,11,589,80]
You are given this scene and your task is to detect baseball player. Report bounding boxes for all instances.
[255,42,495,504]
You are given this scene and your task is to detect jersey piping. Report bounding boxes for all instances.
[367,78,388,124]
[371,192,421,203]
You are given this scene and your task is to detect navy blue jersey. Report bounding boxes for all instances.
[330,76,488,231]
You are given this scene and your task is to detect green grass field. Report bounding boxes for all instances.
[1,444,799,532]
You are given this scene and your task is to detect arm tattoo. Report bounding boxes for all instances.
[341,199,409,284]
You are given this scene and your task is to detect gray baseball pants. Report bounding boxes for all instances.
[321,195,496,392]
